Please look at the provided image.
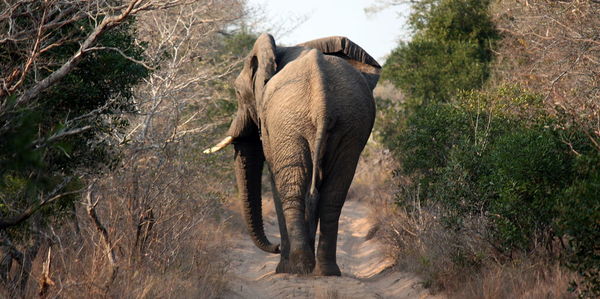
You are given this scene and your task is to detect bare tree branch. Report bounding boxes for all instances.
[85,185,118,294]
[10,0,143,107]
[0,177,81,230]
[86,46,156,70]
[30,125,93,148]
[38,247,53,298]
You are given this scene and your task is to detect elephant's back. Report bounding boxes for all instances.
[263,49,374,136]
[261,48,375,179]
[261,49,326,138]
[320,54,375,129]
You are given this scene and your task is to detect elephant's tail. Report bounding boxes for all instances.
[307,119,327,244]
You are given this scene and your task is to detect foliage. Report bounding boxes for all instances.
[0,17,148,236]
[386,87,566,248]
[491,0,600,150]
[202,29,258,121]
[223,28,258,57]
[1,0,251,296]
[382,0,498,103]
[377,0,600,295]
[559,154,600,297]
[381,84,600,293]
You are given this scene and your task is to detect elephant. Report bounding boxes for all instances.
[205,33,380,276]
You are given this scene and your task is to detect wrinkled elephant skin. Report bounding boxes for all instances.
[216,33,380,276]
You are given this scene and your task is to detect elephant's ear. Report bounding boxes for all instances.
[249,33,277,103]
[297,36,381,90]
[227,34,277,139]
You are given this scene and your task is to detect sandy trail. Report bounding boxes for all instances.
[224,199,437,299]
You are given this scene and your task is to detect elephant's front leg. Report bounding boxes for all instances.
[272,163,315,274]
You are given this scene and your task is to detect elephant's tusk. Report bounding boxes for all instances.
[203,136,233,154]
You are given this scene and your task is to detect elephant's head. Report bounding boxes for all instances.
[231,33,276,136]
[205,33,279,254]
[203,33,276,152]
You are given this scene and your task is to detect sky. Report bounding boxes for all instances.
[247,0,411,63]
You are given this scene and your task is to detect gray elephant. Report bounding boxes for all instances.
[205,33,380,276]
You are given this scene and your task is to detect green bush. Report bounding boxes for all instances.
[379,85,600,294]
[558,154,600,297]
[0,18,149,237]
[378,0,599,295]
[386,86,574,246]
[382,0,498,103]
[484,125,572,251]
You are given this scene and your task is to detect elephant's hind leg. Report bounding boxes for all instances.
[270,145,315,274]
[314,141,364,276]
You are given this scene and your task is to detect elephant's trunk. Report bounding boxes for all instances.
[234,140,280,254]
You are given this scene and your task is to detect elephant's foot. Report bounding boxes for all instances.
[281,248,314,275]
[313,262,341,276]
[275,259,291,273]
[275,248,315,274]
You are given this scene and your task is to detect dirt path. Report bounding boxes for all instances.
[224,199,438,299]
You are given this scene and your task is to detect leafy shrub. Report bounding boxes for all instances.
[382,0,498,103]
[378,85,600,295]
[377,0,599,295]
[484,125,572,251]
[558,154,600,297]
[0,19,148,230]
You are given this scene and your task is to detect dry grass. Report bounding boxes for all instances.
[455,261,577,299]
[370,199,485,293]
[315,287,342,299]
[17,140,235,298]
[2,2,248,296]
[348,140,398,205]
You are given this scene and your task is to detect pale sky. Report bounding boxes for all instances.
[247,0,411,63]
